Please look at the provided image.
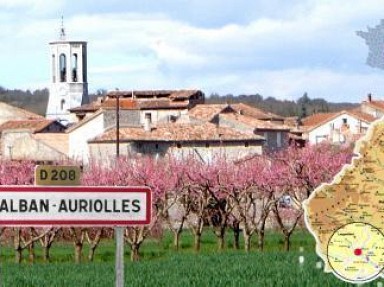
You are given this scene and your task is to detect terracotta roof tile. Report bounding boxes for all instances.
[364,100,384,112]
[348,108,376,123]
[69,101,102,113]
[301,112,338,127]
[102,98,138,109]
[230,103,284,120]
[220,113,290,131]
[107,89,201,100]
[101,97,190,110]
[188,104,231,121]
[89,122,264,143]
[302,110,376,131]
[0,119,57,133]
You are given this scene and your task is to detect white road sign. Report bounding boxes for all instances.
[0,186,151,226]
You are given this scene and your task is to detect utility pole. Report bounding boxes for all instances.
[116,93,120,157]
[115,91,124,287]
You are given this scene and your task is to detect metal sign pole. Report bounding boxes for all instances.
[115,227,124,287]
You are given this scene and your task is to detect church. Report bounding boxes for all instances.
[0,24,297,164]
[45,22,89,125]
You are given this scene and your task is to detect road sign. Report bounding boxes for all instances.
[0,186,151,226]
[35,165,81,186]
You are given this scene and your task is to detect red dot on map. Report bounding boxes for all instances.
[354,248,363,256]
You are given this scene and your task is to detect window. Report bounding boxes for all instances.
[71,53,78,82]
[144,113,152,123]
[52,54,56,82]
[205,143,210,148]
[342,118,347,124]
[82,47,87,82]
[277,132,282,148]
[263,132,268,146]
[59,53,67,82]
[155,143,159,150]
[60,99,65,110]
[244,142,249,147]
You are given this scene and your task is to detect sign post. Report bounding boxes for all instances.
[115,226,124,287]
[33,165,151,287]
[31,165,151,287]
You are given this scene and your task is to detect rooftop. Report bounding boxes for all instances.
[89,122,264,143]
[188,104,233,122]
[230,103,284,120]
[220,113,291,131]
[106,89,203,100]
[302,109,376,131]
[0,119,59,133]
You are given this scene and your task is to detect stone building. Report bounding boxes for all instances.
[88,121,265,164]
[0,119,67,161]
[65,89,205,163]
[188,103,290,150]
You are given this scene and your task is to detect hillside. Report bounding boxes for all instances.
[0,87,105,116]
[0,86,359,118]
[206,93,359,117]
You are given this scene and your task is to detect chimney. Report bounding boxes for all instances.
[368,93,372,102]
[295,117,302,129]
[144,113,152,132]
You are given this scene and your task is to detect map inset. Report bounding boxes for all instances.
[356,20,384,69]
[304,119,384,283]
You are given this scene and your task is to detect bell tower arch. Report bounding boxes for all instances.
[46,18,89,124]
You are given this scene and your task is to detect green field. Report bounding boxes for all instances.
[0,230,381,286]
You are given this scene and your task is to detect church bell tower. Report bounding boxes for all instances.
[46,18,89,124]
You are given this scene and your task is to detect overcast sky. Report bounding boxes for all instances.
[0,0,384,103]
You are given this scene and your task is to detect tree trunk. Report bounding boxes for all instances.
[15,248,22,264]
[43,245,51,262]
[284,234,291,252]
[28,241,35,263]
[74,243,83,263]
[130,244,140,262]
[232,222,240,250]
[173,230,181,251]
[217,226,226,251]
[88,246,97,262]
[218,235,225,251]
[194,232,202,252]
[257,230,265,251]
[14,228,22,264]
[243,232,251,253]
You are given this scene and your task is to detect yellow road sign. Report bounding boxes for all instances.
[35,165,81,186]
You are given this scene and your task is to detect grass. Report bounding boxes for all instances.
[0,229,382,286]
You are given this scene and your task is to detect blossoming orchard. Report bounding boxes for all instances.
[0,143,352,263]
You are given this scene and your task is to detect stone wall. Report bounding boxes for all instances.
[1,131,67,161]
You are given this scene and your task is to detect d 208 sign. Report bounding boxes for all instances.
[35,165,81,186]
[0,186,151,226]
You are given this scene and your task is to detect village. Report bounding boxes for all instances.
[0,29,382,164]
[2,1,384,284]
